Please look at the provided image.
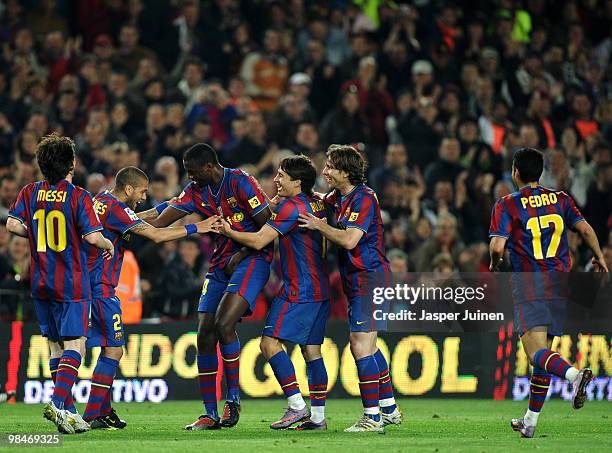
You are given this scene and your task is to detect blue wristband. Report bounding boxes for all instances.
[185,224,197,235]
[155,202,169,214]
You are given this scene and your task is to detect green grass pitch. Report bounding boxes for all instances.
[1,399,611,452]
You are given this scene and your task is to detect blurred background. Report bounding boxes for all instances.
[0,0,610,326]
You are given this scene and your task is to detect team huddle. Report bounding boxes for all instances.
[6,135,608,437]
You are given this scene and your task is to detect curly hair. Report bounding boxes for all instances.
[36,134,76,184]
[326,144,367,185]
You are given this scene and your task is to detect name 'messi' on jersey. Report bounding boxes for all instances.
[36,189,68,203]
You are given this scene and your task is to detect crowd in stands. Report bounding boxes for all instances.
[0,0,610,322]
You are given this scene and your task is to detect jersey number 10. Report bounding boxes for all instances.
[33,209,67,253]
[525,213,564,260]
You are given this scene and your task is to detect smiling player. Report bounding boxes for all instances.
[215,155,330,430]
[83,166,217,429]
[299,145,401,433]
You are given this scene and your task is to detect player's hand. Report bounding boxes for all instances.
[102,239,114,260]
[268,194,281,209]
[489,258,502,272]
[592,256,609,273]
[298,213,327,230]
[196,216,220,234]
[213,208,232,236]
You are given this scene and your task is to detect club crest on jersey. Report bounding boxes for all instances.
[349,212,359,222]
[248,196,261,209]
[344,207,351,217]
[115,331,123,341]
[227,196,237,208]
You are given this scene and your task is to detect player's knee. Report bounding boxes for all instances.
[215,317,235,341]
[259,336,281,359]
[349,336,369,360]
[103,346,123,361]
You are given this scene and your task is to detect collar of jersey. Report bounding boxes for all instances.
[340,184,360,201]
[520,182,540,190]
[208,167,228,198]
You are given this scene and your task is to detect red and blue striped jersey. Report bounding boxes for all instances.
[266,192,330,303]
[489,184,585,300]
[88,191,143,298]
[324,184,391,296]
[8,179,103,302]
[170,168,272,270]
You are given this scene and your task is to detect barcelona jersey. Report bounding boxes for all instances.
[8,180,103,302]
[324,184,391,296]
[266,192,330,302]
[170,168,272,269]
[489,183,585,301]
[88,191,143,298]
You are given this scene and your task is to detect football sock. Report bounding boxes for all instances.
[525,365,551,425]
[533,349,578,381]
[51,350,81,412]
[220,341,241,404]
[306,357,327,423]
[374,349,397,414]
[83,356,118,421]
[356,355,380,422]
[50,357,77,414]
[269,351,305,410]
[197,354,219,420]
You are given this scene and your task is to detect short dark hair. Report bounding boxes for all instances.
[115,166,148,190]
[326,144,367,185]
[280,155,316,195]
[36,134,76,184]
[183,143,219,166]
[513,147,544,183]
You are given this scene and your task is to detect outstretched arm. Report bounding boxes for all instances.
[84,231,114,259]
[131,216,219,244]
[216,216,278,250]
[138,205,188,228]
[298,213,364,250]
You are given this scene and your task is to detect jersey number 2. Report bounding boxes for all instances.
[525,214,564,260]
[33,209,67,252]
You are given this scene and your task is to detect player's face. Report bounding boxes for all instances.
[274,168,300,197]
[184,162,213,186]
[127,181,149,209]
[322,160,348,189]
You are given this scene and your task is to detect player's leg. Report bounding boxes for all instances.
[84,298,125,428]
[295,344,328,430]
[215,257,271,428]
[373,349,401,425]
[185,272,225,431]
[44,300,90,434]
[522,327,592,408]
[344,295,383,433]
[261,335,309,429]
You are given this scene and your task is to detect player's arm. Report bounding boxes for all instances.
[84,231,115,259]
[298,213,364,250]
[138,205,188,228]
[6,217,28,238]
[216,217,279,250]
[489,236,507,272]
[252,205,272,227]
[574,220,609,272]
[130,216,219,243]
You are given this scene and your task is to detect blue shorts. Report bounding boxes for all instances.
[348,294,388,333]
[262,298,330,345]
[33,299,91,341]
[198,256,270,315]
[87,297,125,348]
[514,299,567,337]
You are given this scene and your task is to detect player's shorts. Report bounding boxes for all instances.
[33,298,91,341]
[514,299,567,337]
[348,294,389,333]
[198,255,270,315]
[262,298,330,345]
[87,297,125,348]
